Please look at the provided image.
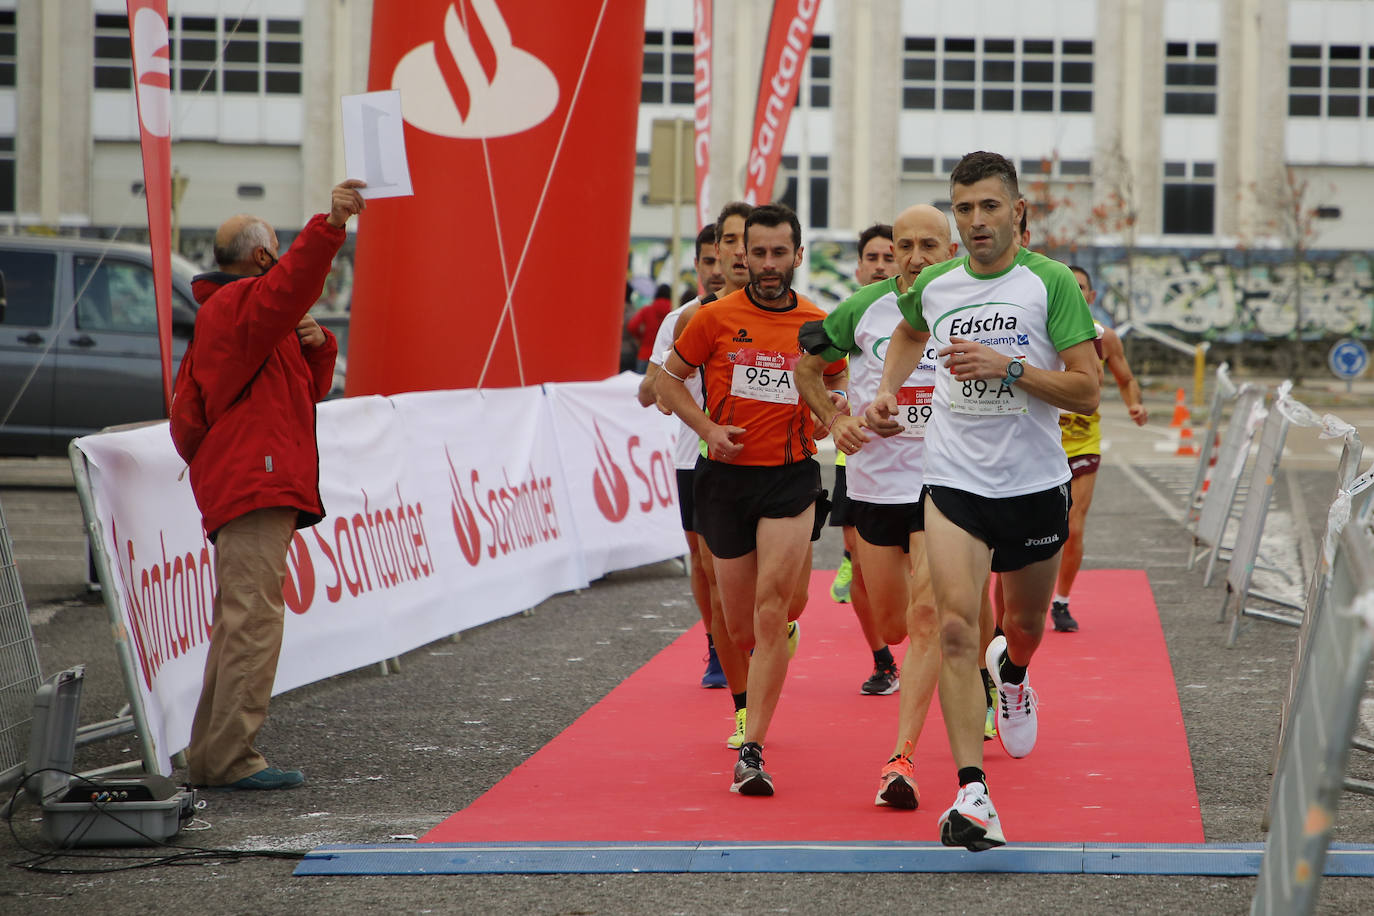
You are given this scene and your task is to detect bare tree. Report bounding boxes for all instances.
[1253,166,1323,383]
[1088,139,1142,360]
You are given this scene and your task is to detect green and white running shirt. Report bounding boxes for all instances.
[896,247,1096,498]
[818,277,937,504]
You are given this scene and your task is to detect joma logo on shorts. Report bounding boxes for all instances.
[1025,534,1060,547]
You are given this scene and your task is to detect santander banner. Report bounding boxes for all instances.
[74,373,683,774]
[692,0,712,231]
[346,0,646,395]
[125,0,175,411]
[742,0,820,206]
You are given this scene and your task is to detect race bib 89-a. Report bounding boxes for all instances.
[949,377,1028,416]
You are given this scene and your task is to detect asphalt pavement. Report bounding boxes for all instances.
[2,373,1374,915]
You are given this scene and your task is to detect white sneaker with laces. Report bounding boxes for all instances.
[985,634,1039,758]
[937,780,1005,850]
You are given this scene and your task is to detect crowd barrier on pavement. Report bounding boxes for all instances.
[1254,493,1374,916]
[1223,385,1363,646]
[1189,383,1265,584]
[1185,362,1238,527]
[0,498,43,790]
[69,373,685,776]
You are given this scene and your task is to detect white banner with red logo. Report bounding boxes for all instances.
[545,376,685,581]
[74,374,683,774]
[692,0,712,230]
[742,0,820,206]
[126,0,175,411]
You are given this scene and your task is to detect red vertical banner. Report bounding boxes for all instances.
[692,0,712,231]
[347,0,646,395]
[126,0,174,413]
[742,0,820,206]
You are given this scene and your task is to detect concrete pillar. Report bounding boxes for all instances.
[832,0,901,231]
[1219,0,1287,238]
[17,0,91,225]
[1094,0,1163,236]
[301,0,373,226]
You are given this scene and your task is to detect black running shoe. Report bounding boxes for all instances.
[1051,601,1079,632]
[730,742,774,796]
[861,661,900,695]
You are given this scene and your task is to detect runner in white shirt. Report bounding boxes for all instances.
[638,225,726,688]
[868,152,1099,851]
[797,204,957,811]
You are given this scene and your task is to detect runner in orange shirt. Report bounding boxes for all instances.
[657,204,846,796]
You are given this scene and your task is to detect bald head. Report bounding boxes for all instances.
[213,215,278,275]
[892,204,957,291]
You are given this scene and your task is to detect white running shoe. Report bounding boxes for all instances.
[937,780,1005,851]
[985,634,1039,758]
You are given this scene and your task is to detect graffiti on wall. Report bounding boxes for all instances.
[627,236,1374,342]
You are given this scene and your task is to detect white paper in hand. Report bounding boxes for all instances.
[341,90,413,200]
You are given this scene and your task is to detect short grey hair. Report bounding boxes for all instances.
[213,217,275,267]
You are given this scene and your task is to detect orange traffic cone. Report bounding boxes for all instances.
[1176,425,1199,457]
[1169,388,1190,428]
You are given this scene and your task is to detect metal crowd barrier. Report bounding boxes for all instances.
[0,496,44,791]
[1189,383,1265,585]
[1253,492,1374,916]
[1184,362,1238,527]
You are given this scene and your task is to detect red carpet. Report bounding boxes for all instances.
[423,569,1203,844]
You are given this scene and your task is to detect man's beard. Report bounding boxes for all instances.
[748,266,794,302]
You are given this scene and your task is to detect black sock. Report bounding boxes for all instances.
[732,691,747,712]
[873,646,894,667]
[957,766,987,788]
[999,654,1028,685]
[980,667,994,700]
[707,632,715,649]
[994,624,1004,641]
[843,549,851,561]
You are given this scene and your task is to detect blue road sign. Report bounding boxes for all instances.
[1328,338,1369,381]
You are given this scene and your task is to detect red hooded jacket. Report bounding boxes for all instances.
[178,213,342,538]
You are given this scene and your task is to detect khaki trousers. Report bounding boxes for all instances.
[187,506,297,786]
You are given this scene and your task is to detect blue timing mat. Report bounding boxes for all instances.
[293,841,1374,877]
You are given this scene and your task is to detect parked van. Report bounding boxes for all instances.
[0,235,200,456]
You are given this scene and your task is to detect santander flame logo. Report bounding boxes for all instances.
[591,420,630,523]
[282,532,316,615]
[445,446,483,566]
[130,7,172,138]
[392,0,559,139]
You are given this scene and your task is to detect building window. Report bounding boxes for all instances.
[642,29,693,105]
[92,13,302,96]
[901,156,936,176]
[1288,43,1366,118]
[1162,161,1215,235]
[0,136,12,213]
[903,35,1092,114]
[0,9,15,88]
[1164,41,1217,115]
[777,155,829,230]
[808,35,830,108]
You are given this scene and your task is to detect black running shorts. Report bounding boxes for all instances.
[924,482,1071,572]
[852,499,924,553]
[676,467,696,532]
[828,464,855,527]
[693,457,821,560]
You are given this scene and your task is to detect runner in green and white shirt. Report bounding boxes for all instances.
[797,204,957,812]
[867,152,1100,852]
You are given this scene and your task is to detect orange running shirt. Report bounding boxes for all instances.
[673,287,845,467]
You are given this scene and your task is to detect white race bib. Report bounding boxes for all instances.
[949,377,1028,416]
[730,348,799,404]
[895,385,934,438]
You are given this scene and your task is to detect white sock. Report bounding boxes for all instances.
[1052,594,1070,606]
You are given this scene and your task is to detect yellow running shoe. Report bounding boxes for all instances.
[984,679,998,741]
[830,557,853,602]
[726,707,747,749]
[787,620,800,658]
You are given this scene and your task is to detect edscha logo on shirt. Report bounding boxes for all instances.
[732,328,753,343]
[932,302,1029,345]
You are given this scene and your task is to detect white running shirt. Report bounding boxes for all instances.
[649,301,705,470]
[896,248,1096,498]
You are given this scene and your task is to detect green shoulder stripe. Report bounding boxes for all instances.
[896,257,965,333]
[819,277,898,362]
[1022,250,1096,352]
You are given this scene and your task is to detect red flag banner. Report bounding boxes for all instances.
[127,0,174,413]
[742,0,819,206]
[692,0,712,230]
[347,0,646,395]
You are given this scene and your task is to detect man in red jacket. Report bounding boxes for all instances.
[175,180,364,790]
